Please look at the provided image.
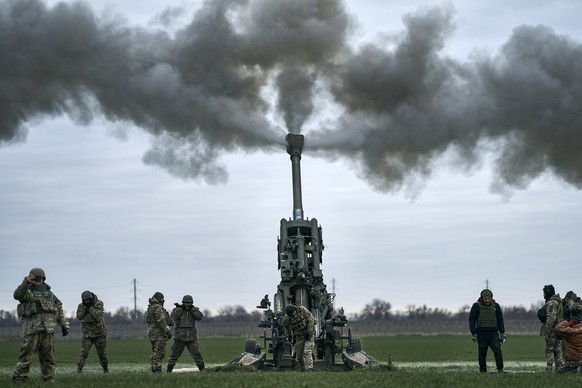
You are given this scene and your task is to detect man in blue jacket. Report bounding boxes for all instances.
[469,289,506,373]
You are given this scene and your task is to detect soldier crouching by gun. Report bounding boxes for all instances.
[283,305,316,372]
[166,295,205,372]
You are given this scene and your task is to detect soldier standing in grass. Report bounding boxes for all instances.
[167,295,205,372]
[12,268,70,383]
[283,304,316,372]
[76,290,109,373]
[146,292,173,373]
[541,284,564,372]
[468,289,506,373]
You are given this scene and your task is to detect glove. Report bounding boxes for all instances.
[62,326,70,337]
[304,334,311,340]
[499,333,506,343]
[471,334,477,342]
[166,331,172,339]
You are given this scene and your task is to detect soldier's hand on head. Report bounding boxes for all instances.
[471,334,478,342]
[62,326,70,337]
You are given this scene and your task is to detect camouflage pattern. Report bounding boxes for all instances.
[12,277,69,382]
[543,294,564,371]
[168,304,204,367]
[283,306,316,371]
[146,297,173,372]
[76,293,108,370]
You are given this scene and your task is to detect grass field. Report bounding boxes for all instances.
[1,335,579,387]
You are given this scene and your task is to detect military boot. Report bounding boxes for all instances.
[197,363,205,371]
[76,367,83,373]
[166,364,174,373]
[103,366,109,374]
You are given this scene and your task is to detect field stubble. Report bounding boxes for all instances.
[1,335,579,387]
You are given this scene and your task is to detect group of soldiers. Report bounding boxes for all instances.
[468,285,582,374]
[11,267,317,382]
[539,284,582,373]
[11,267,207,383]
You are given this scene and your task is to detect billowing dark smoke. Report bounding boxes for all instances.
[1,0,581,193]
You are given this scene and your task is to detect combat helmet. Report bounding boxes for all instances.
[182,295,194,304]
[29,268,46,280]
[81,290,93,300]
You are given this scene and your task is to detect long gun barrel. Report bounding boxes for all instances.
[286,134,304,221]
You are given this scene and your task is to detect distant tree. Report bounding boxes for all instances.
[0,310,18,327]
[356,299,392,320]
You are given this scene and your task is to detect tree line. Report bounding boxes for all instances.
[0,299,543,327]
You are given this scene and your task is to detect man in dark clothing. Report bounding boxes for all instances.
[468,289,506,373]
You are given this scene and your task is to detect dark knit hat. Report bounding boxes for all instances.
[153,292,164,302]
[480,289,493,298]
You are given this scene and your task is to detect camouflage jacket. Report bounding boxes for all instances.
[543,294,563,335]
[14,278,69,336]
[146,298,173,341]
[76,294,107,338]
[170,306,203,342]
[283,306,316,337]
[555,320,582,361]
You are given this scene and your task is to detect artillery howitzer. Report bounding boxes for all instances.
[228,134,380,370]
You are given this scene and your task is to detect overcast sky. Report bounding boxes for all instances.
[1,0,581,318]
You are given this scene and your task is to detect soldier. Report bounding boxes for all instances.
[555,305,582,373]
[12,267,70,383]
[76,290,109,373]
[146,292,173,373]
[563,291,581,321]
[541,284,564,372]
[468,289,506,373]
[167,295,205,372]
[283,304,316,372]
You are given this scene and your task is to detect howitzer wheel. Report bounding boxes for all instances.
[349,337,362,353]
[244,338,259,354]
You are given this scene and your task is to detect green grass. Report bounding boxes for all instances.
[1,335,578,387]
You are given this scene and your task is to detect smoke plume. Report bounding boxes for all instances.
[1,0,581,192]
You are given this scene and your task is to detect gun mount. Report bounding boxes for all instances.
[228,134,380,370]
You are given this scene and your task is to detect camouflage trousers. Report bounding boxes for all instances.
[77,335,108,369]
[168,340,204,366]
[150,339,168,372]
[557,360,582,373]
[294,337,314,371]
[544,331,564,370]
[13,331,55,382]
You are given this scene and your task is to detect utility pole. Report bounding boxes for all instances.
[485,279,490,289]
[133,278,137,319]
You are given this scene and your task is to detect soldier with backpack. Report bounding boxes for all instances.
[541,284,564,372]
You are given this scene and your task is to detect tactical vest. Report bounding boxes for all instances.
[17,286,57,318]
[477,304,497,328]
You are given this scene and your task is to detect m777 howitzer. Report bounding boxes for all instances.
[228,134,380,370]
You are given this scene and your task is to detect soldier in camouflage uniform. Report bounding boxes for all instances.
[146,292,173,373]
[541,284,564,372]
[76,290,109,373]
[283,304,316,372]
[12,268,70,383]
[167,295,205,372]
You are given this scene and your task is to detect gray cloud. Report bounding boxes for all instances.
[1,0,581,192]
